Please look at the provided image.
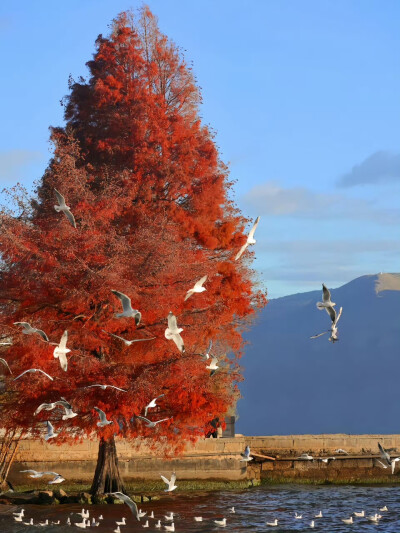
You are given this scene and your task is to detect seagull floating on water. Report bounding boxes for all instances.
[214,517,227,526]
[294,512,302,519]
[14,368,53,382]
[54,189,76,228]
[14,322,49,342]
[160,473,177,492]
[266,519,278,526]
[235,216,260,260]
[342,516,353,524]
[164,513,174,521]
[194,517,203,521]
[111,290,141,324]
[155,520,161,528]
[165,312,185,353]
[116,517,127,525]
[354,511,365,517]
[315,511,323,518]
[184,275,207,301]
[142,520,149,528]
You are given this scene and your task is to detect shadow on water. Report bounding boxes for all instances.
[3,485,400,532]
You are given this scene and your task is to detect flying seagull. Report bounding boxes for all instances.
[103,330,155,346]
[206,356,219,376]
[108,492,140,521]
[311,306,343,343]
[48,474,65,484]
[316,284,336,310]
[20,469,59,478]
[184,275,207,301]
[94,407,113,427]
[165,312,185,353]
[194,340,213,360]
[160,472,177,492]
[0,358,12,374]
[14,322,49,342]
[144,394,165,417]
[44,421,58,441]
[14,368,53,381]
[85,384,127,392]
[378,442,391,466]
[52,330,70,371]
[34,399,77,420]
[235,216,260,261]
[111,290,141,324]
[54,189,76,228]
[240,445,253,462]
[135,415,171,428]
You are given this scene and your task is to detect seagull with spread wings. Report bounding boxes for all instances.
[34,398,77,420]
[103,330,155,346]
[111,290,141,324]
[135,416,171,429]
[160,472,177,492]
[144,394,165,417]
[52,331,70,371]
[108,492,140,520]
[316,283,336,310]
[94,407,113,427]
[184,275,207,301]
[14,322,49,342]
[85,384,127,392]
[235,216,260,261]
[240,445,253,462]
[14,368,53,381]
[165,312,185,353]
[54,189,76,228]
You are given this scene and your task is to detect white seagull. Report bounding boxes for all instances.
[164,524,174,532]
[206,356,219,376]
[136,415,171,428]
[298,453,313,460]
[294,512,302,519]
[103,330,155,346]
[184,275,207,301]
[378,442,391,466]
[335,449,349,454]
[160,473,177,492]
[392,457,400,474]
[94,407,113,427]
[194,517,203,521]
[354,511,365,517]
[85,384,127,392]
[266,519,278,526]
[116,517,127,525]
[311,306,343,343]
[35,398,77,420]
[235,216,260,260]
[380,506,388,511]
[111,290,141,324]
[155,520,161,528]
[310,520,315,528]
[44,421,58,441]
[14,322,49,342]
[164,513,174,521]
[144,394,165,417]
[316,283,336,310]
[48,474,65,484]
[342,516,353,524]
[0,357,12,374]
[240,445,253,462]
[315,511,323,518]
[109,492,140,521]
[142,520,149,528]
[14,368,53,382]
[165,312,185,353]
[52,330,70,371]
[214,518,227,526]
[54,189,76,228]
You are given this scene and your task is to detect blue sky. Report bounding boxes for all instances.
[1,0,399,297]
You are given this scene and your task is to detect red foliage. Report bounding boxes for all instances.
[0,7,265,454]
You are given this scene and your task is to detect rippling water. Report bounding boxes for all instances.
[3,485,400,532]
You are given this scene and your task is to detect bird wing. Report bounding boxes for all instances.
[58,350,68,372]
[194,275,207,289]
[322,284,331,303]
[13,369,31,381]
[247,216,260,241]
[170,472,176,485]
[378,442,391,465]
[20,469,38,474]
[54,189,66,207]
[325,306,336,323]
[0,358,12,374]
[156,394,165,401]
[235,242,248,261]
[94,407,107,422]
[211,356,219,367]
[154,418,170,425]
[34,403,54,415]
[335,306,343,325]
[105,331,125,342]
[111,290,133,314]
[136,415,151,424]
[134,311,141,326]
[244,446,250,457]
[110,493,139,521]
[58,331,68,350]
[109,385,127,392]
[167,312,178,331]
[310,331,329,339]
[63,209,77,228]
[160,475,170,485]
[35,329,49,342]
[171,333,184,353]
[46,421,54,433]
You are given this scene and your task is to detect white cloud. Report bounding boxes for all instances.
[337,151,400,187]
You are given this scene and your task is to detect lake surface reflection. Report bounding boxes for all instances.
[3,484,400,532]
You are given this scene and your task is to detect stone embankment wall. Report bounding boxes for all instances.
[9,434,400,484]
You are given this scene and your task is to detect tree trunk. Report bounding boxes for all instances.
[90,436,126,496]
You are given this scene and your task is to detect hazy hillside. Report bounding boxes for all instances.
[237,274,400,436]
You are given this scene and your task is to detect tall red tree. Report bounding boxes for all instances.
[0,7,265,495]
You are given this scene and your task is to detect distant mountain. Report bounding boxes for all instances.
[237,274,400,436]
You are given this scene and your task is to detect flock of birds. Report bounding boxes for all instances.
[311,284,343,343]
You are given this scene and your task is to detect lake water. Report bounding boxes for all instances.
[3,484,400,532]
